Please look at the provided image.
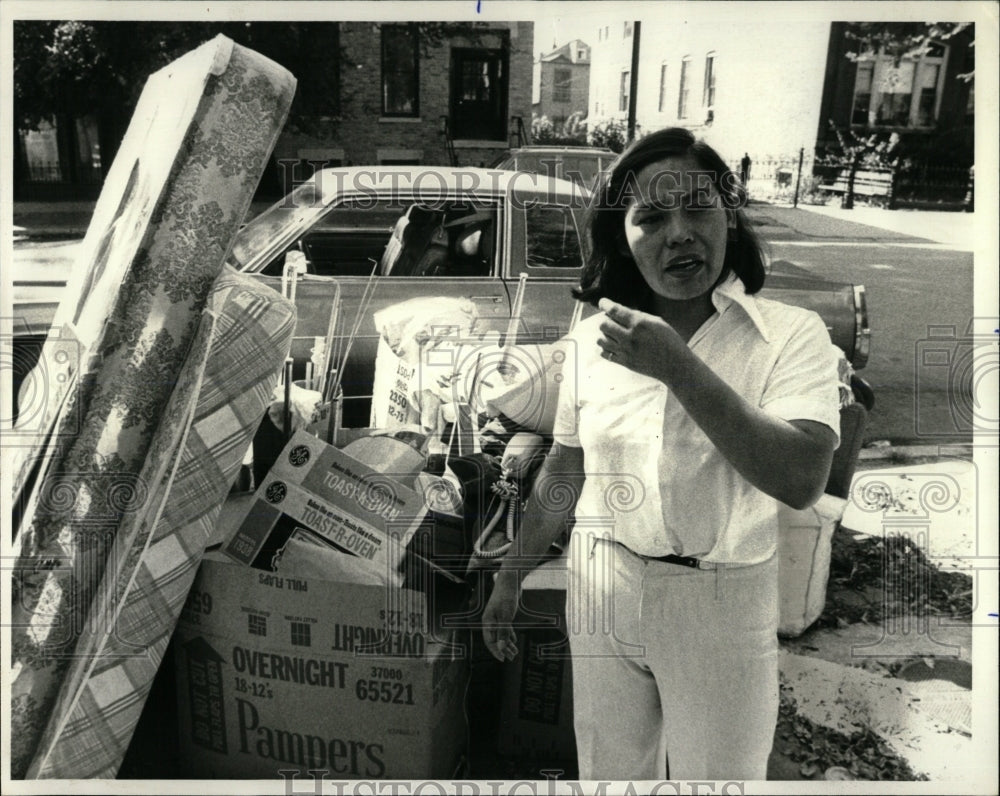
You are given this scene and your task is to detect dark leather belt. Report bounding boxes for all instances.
[650,553,704,569]
[610,539,715,569]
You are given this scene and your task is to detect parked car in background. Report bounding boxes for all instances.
[11,166,870,428]
[229,166,869,426]
[492,146,617,190]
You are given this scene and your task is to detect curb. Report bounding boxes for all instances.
[857,443,975,465]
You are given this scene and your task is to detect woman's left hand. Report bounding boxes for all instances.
[597,298,685,382]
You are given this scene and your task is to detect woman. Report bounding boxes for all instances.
[482,128,842,781]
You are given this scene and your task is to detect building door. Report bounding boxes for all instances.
[450,48,508,140]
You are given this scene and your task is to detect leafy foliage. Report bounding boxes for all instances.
[817,529,973,628]
[820,122,901,169]
[776,680,929,781]
[13,20,345,152]
[530,113,588,146]
[587,117,631,153]
[844,22,974,81]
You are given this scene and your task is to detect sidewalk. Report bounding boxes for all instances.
[794,203,976,251]
[745,200,976,251]
[13,199,276,240]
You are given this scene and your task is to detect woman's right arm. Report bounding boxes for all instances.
[481,442,585,661]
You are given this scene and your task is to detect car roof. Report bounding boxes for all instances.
[505,146,616,156]
[310,165,587,204]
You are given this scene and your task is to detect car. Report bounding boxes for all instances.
[228,166,869,426]
[11,166,870,428]
[491,146,617,190]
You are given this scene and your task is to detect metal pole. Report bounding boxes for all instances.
[793,147,804,208]
[627,21,641,144]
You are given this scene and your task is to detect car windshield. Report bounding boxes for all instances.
[230,181,329,271]
[556,154,602,186]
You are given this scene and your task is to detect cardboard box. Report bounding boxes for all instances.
[496,556,577,762]
[777,493,848,637]
[226,430,468,582]
[174,554,469,779]
[225,430,426,572]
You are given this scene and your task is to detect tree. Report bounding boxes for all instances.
[822,121,901,209]
[14,21,347,176]
[588,118,631,153]
[844,22,974,80]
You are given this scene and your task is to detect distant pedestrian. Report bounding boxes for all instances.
[740,152,752,186]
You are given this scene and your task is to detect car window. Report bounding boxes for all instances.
[558,155,600,187]
[385,203,498,278]
[523,204,583,269]
[260,199,498,278]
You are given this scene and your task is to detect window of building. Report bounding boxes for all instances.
[605,25,610,40]
[381,25,419,117]
[553,67,572,103]
[624,22,633,38]
[658,63,668,112]
[677,57,691,119]
[914,62,941,126]
[850,45,947,128]
[851,61,875,125]
[620,70,631,112]
[703,53,716,108]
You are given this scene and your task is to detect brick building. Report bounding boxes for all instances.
[532,39,590,133]
[273,21,534,185]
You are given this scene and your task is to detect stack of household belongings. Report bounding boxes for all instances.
[8,36,297,779]
[369,296,565,573]
[191,427,471,779]
[189,295,575,778]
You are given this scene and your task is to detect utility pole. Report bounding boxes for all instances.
[627,21,641,144]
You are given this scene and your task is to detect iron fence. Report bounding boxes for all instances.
[23,160,103,184]
[733,155,972,211]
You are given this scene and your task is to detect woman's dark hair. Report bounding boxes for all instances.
[574,127,767,309]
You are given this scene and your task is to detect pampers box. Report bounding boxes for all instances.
[173,553,469,778]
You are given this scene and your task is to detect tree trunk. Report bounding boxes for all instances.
[842,152,859,210]
[97,110,127,180]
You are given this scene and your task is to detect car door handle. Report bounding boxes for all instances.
[470,295,503,304]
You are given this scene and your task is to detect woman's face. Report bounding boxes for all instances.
[622,154,734,303]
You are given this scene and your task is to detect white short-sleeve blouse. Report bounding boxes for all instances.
[553,273,842,564]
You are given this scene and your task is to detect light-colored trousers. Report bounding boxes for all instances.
[566,532,779,781]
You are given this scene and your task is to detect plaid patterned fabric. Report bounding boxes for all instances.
[28,268,295,778]
[4,36,294,778]
[9,37,295,779]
